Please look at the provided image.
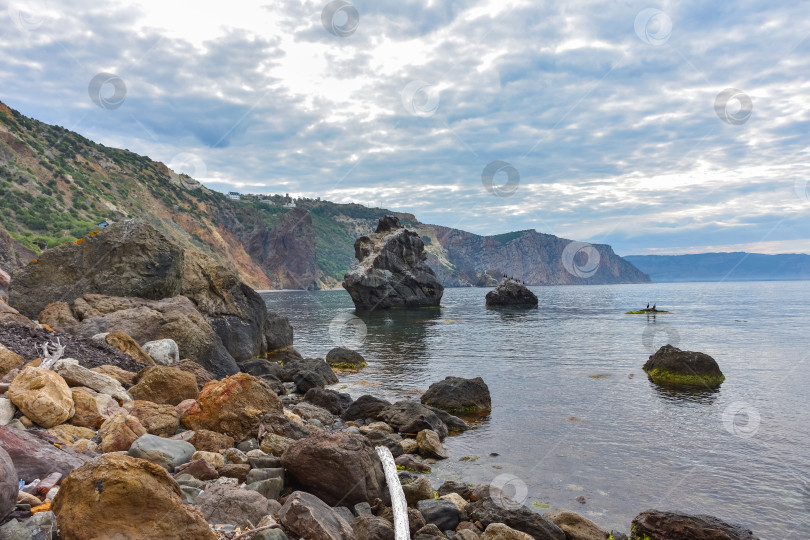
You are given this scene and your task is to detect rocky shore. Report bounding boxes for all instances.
[0,221,759,540]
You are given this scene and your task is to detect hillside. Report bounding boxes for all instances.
[625,253,810,282]
[0,101,649,290]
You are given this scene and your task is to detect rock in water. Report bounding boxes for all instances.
[467,497,566,540]
[52,453,214,540]
[643,345,725,387]
[343,216,443,310]
[630,510,760,540]
[420,376,492,414]
[485,278,538,307]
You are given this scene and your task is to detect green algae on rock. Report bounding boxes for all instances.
[643,345,725,388]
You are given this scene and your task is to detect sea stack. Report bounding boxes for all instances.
[485,278,538,307]
[342,216,444,310]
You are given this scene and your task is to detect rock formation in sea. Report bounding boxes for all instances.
[643,344,725,387]
[485,278,539,307]
[342,216,444,310]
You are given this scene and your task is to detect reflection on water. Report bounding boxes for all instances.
[263,282,810,538]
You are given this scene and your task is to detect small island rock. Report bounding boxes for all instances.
[643,345,725,387]
[485,279,538,307]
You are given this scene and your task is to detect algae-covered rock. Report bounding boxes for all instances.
[643,345,725,387]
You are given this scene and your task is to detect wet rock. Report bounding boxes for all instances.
[402,476,434,506]
[7,366,74,428]
[485,279,538,307]
[304,387,352,415]
[481,523,534,539]
[194,483,277,528]
[416,429,448,459]
[53,358,131,402]
[421,376,492,414]
[0,425,91,482]
[104,330,155,366]
[326,347,367,371]
[630,510,759,540]
[350,514,395,540]
[189,428,235,452]
[395,454,431,473]
[53,453,213,539]
[128,433,195,471]
[278,491,356,540]
[343,216,443,310]
[141,338,179,366]
[378,400,448,439]
[281,431,387,507]
[128,365,199,406]
[123,400,180,437]
[98,409,147,452]
[467,497,565,540]
[643,345,725,387]
[342,394,391,421]
[0,445,17,520]
[418,498,461,531]
[544,509,611,540]
[181,372,282,441]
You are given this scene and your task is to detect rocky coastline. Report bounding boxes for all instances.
[0,222,759,540]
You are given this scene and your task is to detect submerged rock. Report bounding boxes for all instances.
[643,345,725,387]
[343,216,443,310]
[485,278,538,307]
[630,509,759,540]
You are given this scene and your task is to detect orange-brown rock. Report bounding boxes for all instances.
[98,409,147,453]
[69,388,120,429]
[52,453,214,540]
[181,372,282,441]
[7,366,74,428]
[189,429,234,452]
[47,424,97,446]
[123,400,180,437]
[129,365,198,406]
[37,302,79,333]
[91,364,138,386]
[0,345,24,379]
[104,330,155,366]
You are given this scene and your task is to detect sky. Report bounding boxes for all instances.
[1,0,808,255]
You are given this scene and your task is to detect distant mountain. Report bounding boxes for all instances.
[0,100,649,290]
[624,253,810,282]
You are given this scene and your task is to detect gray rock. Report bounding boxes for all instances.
[246,468,284,484]
[304,388,352,415]
[353,502,373,516]
[643,345,725,387]
[282,357,338,385]
[416,429,448,459]
[278,491,356,540]
[378,400,449,439]
[467,498,565,540]
[241,359,285,379]
[363,429,404,458]
[248,454,282,469]
[485,279,538,307]
[194,484,277,528]
[142,339,180,366]
[333,506,355,523]
[246,478,284,500]
[350,515,395,540]
[0,397,15,426]
[237,438,261,452]
[417,498,461,531]
[264,312,294,352]
[0,511,59,540]
[420,376,492,414]
[342,394,391,421]
[630,509,760,540]
[128,433,196,471]
[0,445,17,520]
[293,402,335,425]
[402,476,435,506]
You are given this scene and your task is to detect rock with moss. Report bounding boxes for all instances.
[325,347,367,371]
[630,509,759,539]
[642,345,725,388]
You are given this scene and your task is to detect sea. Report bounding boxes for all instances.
[262,281,810,539]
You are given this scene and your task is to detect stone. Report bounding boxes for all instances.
[241,358,285,379]
[395,454,431,473]
[378,506,426,537]
[263,312,294,352]
[218,463,251,483]
[189,429,235,452]
[192,450,225,469]
[248,451,281,469]
[350,515,395,540]
[293,401,335,425]
[46,424,96,446]
[343,216,443,310]
[224,447,248,464]
[481,523,534,539]
[128,433,195,471]
[420,376,492,414]
[7,366,74,428]
[194,483,277,528]
[630,510,760,540]
[544,509,611,540]
[400,438,419,454]
[643,345,725,387]
[261,410,309,440]
[485,278,538,307]
[141,338,180,365]
[0,445,17,520]
[130,365,199,406]
[175,358,215,389]
[260,433,294,456]
[246,477,284,500]
[456,530,482,540]
[304,387,352,415]
[363,429,404,458]
[377,400,448,439]
[441,492,468,512]
[174,458,219,481]
[278,491,356,540]
[281,431,387,507]
[325,347,367,370]
[413,523,446,539]
[69,387,120,429]
[98,409,147,452]
[91,364,138,386]
[104,330,155,366]
[402,476,435,506]
[0,300,37,329]
[416,429,448,459]
[0,425,91,482]
[418,498,461,531]
[467,498,565,540]
[53,358,132,402]
[52,453,213,539]
[438,480,471,500]
[38,301,80,333]
[294,370,327,393]
[0,345,25,378]
[0,397,16,425]
[354,502,372,516]
[281,357,338,384]
[246,467,284,484]
[123,400,180,437]
[181,372,282,441]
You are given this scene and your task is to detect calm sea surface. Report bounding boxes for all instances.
[262,282,810,539]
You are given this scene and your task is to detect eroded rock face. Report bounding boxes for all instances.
[630,510,760,540]
[643,345,725,387]
[52,453,214,540]
[485,279,538,307]
[343,216,443,310]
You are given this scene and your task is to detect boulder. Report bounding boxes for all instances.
[247,477,284,500]
[363,429,403,459]
[7,366,74,428]
[47,424,97,446]
[643,345,725,387]
[438,480,472,500]
[181,372,282,441]
[53,358,132,402]
[402,476,434,506]
[293,402,335,426]
[485,279,538,307]
[281,431,387,507]
[544,510,610,540]
[261,433,294,456]
[91,364,137,386]
[0,299,36,328]
[0,445,17,521]
[129,365,199,406]
[123,400,180,437]
[142,338,180,365]
[0,345,25,378]
[189,429,235,452]
[377,400,448,439]
[175,358,215,389]
[282,357,338,384]
[0,425,92,482]
[418,498,461,531]
[482,523,534,539]
[630,510,759,540]
[378,506,426,537]
[194,483,277,528]
[350,515,395,540]
[128,433,195,471]
[467,497,565,540]
[413,524,446,539]
[52,453,214,539]
[416,428,448,459]
[396,454,431,473]
[98,409,147,452]
[420,376,492,414]
[294,370,327,393]
[304,388,351,415]
[38,301,80,332]
[261,410,309,440]
[174,458,219,481]
[219,463,251,483]
[104,330,155,365]
[240,358,285,379]
[192,450,225,469]
[69,388,120,429]
[342,394,391,421]
[325,347,367,370]
[0,397,15,425]
[278,491,356,540]
[343,216,444,310]
[264,312,294,351]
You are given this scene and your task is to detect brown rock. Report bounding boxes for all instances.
[481,523,534,540]
[544,510,610,540]
[189,429,235,452]
[0,298,36,328]
[194,483,277,528]
[53,358,132,402]
[174,458,219,481]
[260,433,294,456]
[181,372,282,441]
[69,388,120,429]
[90,364,138,386]
[130,365,199,406]
[38,302,79,333]
[630,510,759,540]
[7,366,75,428]
[52,453,214,540]
[416,429,448,459]
[0,345,25,378]
[218,463,250,483]
[175,358,215,390]
[0,425,92,482]
[191,450,225,469]
[278,490,356,540]
[47,424,97,445]
[98,409,147,452]
[105,330,156,366]
[123,400,180,437]
[351,515,396,540]
[0,445,17,520]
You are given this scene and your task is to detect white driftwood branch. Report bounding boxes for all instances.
[375,445,410,540]
[39,337,65,370]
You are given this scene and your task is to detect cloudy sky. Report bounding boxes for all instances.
[2,0,808,255]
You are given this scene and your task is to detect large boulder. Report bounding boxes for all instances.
[420,376,492,414]
[0,299,36,328]
[343,216,443,310]
[7,366,75,428]
[0,445,17,521]
[0,425,92,482]
[281,431,387,507]
[417,498,461,531]
[377,400,448,439]
[278,491,356,540]
[98,409,147,452]
[630,510,759,540]
[281,357,338,384]
[342,395,391,421]
[485,278,538,307]
[643,345,725,387]
[128,433,195,471]
[326,347,367,371]
[129,365,199,406]
[123,400,180,437]
[181,372,282,441]
[467,497,566,540]
[194,483,277,528]
[70,388,121,429]
[52,453,214,540]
